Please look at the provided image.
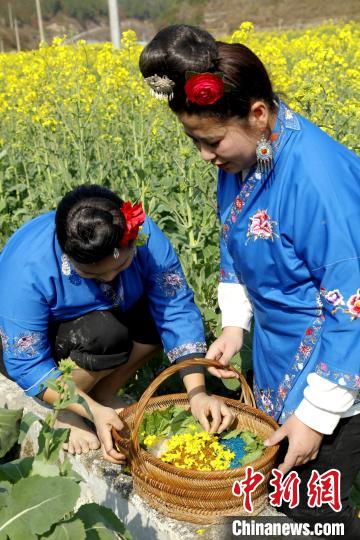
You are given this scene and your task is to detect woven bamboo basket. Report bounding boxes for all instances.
[112,358,279,524]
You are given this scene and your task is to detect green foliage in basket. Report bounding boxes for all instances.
[139,405,266,467]
[239,431,265,466]
[138,405,202,446]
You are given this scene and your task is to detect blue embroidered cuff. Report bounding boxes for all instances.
[315,362,360,390]
[24,367,62,397]
[167,342,207,363]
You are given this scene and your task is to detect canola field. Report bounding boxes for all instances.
[0,22,359,335]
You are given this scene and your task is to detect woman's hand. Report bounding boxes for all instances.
[206,326,244,379]
[264,414,324,474]
[92,404,127,464]
[189,393,235,434]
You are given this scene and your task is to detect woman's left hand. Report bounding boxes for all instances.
[189,393,235,434]
[264,414,324,474]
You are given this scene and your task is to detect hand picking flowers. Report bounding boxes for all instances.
[138,405,265,471]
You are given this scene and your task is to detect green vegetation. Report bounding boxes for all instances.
[0,360,131,540]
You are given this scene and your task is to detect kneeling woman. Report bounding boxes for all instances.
[0,184,233,463]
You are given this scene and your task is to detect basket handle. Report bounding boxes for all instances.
[128,357,255,468]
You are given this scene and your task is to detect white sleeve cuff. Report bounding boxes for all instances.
[218,282,253,332]
[294,372,357,434]
[295,399,341,435]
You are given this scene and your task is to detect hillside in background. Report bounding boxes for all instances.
[0,0,359,51]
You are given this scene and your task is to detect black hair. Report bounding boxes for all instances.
[139,24,276,119]
[56,184,126,264]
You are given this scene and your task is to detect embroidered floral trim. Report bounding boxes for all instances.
[12,331,43,358]
[246,209,279,244]
[219,268,240,283]
[167,342,207,363]
[61,254,82,286]
[155,270,186,297]
[100,281,124,306]
[271,295,325,419]
[253,380,275,418]
[315,362,360,389]
[321,287,360,320]
[221,171,260,245]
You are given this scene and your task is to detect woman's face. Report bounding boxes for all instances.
[179,114,259,174]
[179,102,274,174]
[72,245,135,283]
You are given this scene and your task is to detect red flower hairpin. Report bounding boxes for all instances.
[184,72,234,106]
[119,201,146,247]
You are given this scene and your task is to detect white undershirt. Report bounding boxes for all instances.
[218,282,360,434]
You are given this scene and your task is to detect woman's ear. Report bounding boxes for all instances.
[248,101,269,131]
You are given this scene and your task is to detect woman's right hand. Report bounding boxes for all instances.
[92,404,127,464]
[206,326,244,379]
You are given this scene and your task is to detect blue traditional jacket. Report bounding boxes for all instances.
[0,213,206,396]
[218,101,360,423]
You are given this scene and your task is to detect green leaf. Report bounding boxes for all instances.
[0,408,23,458]
[240,448,264,466]
[240,431,257,446]
[59,458,84,482]
[37,425,70,463]
[31,460,60,478]
[0,475,80,539]
[43,379,60,393]
[75,503,132,540]
[41,518,86,540]
[18,412,40,444]
[221,428,242,440]
[0,457,34,483]
[221,355,242,391]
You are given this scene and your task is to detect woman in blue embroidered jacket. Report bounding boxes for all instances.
[139,25,360,533]
[0,184,233,463]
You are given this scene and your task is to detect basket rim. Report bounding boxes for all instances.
[116,392,279,478]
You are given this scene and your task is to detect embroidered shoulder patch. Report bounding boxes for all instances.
[155,270,186,297]
[246,209,279,244]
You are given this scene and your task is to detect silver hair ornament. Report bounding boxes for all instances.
[144,74,175,100]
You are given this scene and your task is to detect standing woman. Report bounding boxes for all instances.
[0,184,233,463]
[139,25,360,534]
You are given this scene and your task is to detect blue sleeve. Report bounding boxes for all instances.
[0,269,61,397]
[137,218,207,363]
[292,160,360,389]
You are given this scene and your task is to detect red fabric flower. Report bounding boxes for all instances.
[119,201,146,247]
[184,73,225,105]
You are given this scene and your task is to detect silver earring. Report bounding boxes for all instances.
[113,248,120,259]
[256,134,273,175]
